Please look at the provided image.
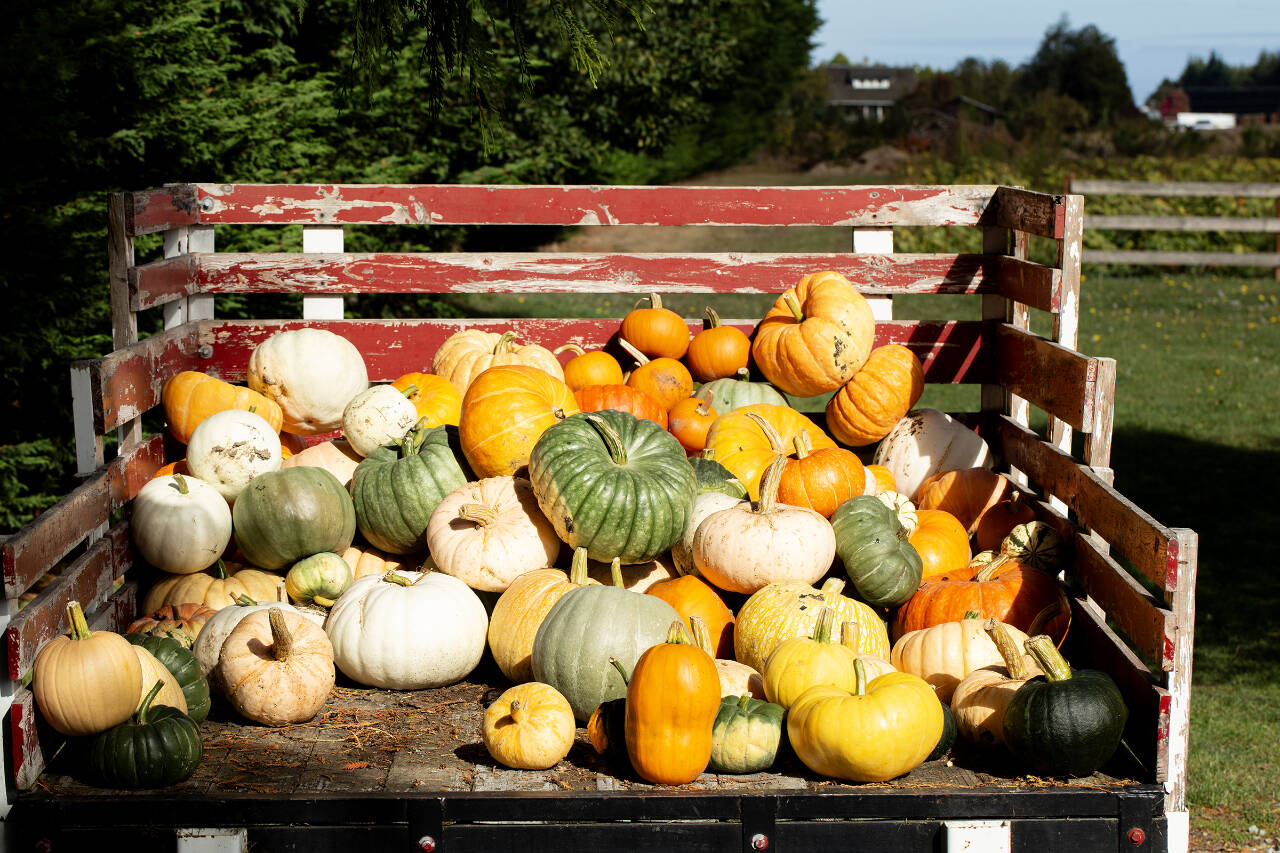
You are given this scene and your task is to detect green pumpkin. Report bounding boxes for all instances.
[830,495,924,608]
[709,695,785,774]
[1002,635,1128,777]
[531,558,681,722]
[695,368,787,414]
[233,467,356,570]
[527,410,695,564]
[928,698,957,761]
[89,681,203,788]
[125,633,211,724]
[285,551,353,607]
[349,424,468,555]
[689,449,749,500]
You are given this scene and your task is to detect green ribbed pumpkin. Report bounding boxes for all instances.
[527,410,695,564]
[531,560,680,722]
[125,633,211,724]
[350,424,468,555]
[232,467,356,571]
[689,449,748,500]
[89,681,203,788]
[709,695,785,774]
[831,494,925,608]
[695,368,786,414]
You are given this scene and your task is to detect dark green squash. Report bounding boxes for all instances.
[1002,635,1128,777]
[830,494,924,607]
[709,694,785,774]
[349,424,468,555]
[689,448,749,500]
[586,659,633,771]
[89,680,203,788]
[125,633,211,724]
[527,410,695,564]
[927,698,957,761]
[232,467,356,570]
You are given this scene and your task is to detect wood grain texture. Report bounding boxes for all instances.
[1070,179,1280,198]
[981,186,1066,239]
[994,324,1097,432]
[91,325,205,434]
[1072,532,1174,673]
[995,255,1061,313]
[125,185,200,236]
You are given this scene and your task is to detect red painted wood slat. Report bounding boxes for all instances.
[983,186,1067,240]
[9,688,49,792]
[995,255,1061,313]
[192,184,999,228]
[89,325,206,434]
[125,185,200,237]
[131,252,996,311]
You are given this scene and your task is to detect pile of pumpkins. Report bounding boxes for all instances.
[31,270,1127,789]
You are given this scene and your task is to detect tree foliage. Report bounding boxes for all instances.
[1017,16,1134,125]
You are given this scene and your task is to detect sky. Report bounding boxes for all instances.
[811,0,1280,105]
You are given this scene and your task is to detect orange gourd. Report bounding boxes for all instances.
[162,371,284,444]
[667,397,717,455]
[645,575,735,660]
[751,271,875,398]
[458,365,580,478]
[825,345,924,446]
[776,429,866,518]
[619,339,693,411]
[686,307,750,381]
[973,492,1038,553]
[624,621,720,785]
[909,509,972,581]
[391,372,463,427]
[620,293,690,360]
[555,344,624,391]
[865,464,897,494]
[574,384,668,429]
[915,467,1014,532]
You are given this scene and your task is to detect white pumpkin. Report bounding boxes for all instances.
[872,409,994,501]
[186,409,283,503]
[342,385,419,457]
[281,438,362,488]
[324,570,488,690]
[131,646,188,714]
[427,477,562,593]
[248,328,369,435]
[130,473,232,574]
[715,659,765,699]
[671,491,744,577]
[692,459,836,595]
[191,593,318,680]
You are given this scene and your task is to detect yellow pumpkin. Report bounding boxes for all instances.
[33,602,143,736]
[433,330,563,395]
[703,404,836,500]
[762,607,860,710]
[483,682,576,770]
[391,372,463,427]
[142,560,285,614]
[458,365,579,478]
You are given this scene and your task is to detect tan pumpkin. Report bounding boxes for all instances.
[218,608,335,726]
[433,329,563,395]
[162,370,284,445]
[248,328,370,435]
[482,682,577,770]
[32,602,143,736]
[825,344,924,446]
[280,438,362,488]
[131,646,188,715]
[586,554,677,592]
[950,618,1042,746]
[126,603,219,646]
[915,468,1015,533]
[688,615,766,699]
[142,560,285,614]
[339,545,425,580]
[890,614,1035,703]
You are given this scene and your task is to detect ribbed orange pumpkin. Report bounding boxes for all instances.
[619,339,693,411]
[459,365,579,478]
[703,404,836,500]
[645,575,735,660]
[686,307,750,381]
[391,372,463,427]
[162,371,284,444]
[574,384,668,429]
[825,344,924,446]
[555,344,624,391]
[667,397,717,454]
[620,293,690,360]
[915,468,1014,533]
[909,509,972,581]
[151,459,192,479]
[126,603,218,643]
[433,330,564,395]
[865,464,897,494]
[776,430,866,518]
[751,271,875,398]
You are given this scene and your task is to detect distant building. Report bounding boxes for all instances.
[1183,86,1280,124]
[826,65,918,120]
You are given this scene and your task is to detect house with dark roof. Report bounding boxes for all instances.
[826,65,918,120]
[1184,86,1280,124]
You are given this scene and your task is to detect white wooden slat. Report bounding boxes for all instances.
[854,227,894,321]
[177,828,248,853]
[302,226,345,319]
[944,819,1011,852]
[187,225,217,321]
[162,227,191,330]
[70,362,103,476]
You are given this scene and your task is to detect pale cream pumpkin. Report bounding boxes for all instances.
[890,614,1035,704]
[33,602,143,736]
[248,328,370,435]
[872,409,994,501]
[671,492,744,577]
[688,615,765,699]
[191,591,309,680]
[585,553,677,592]
[482,682,576,770]
[950,618,1043,746]
[342,384,419,457]
[130,473,232,575]
[433,329,564,395]
[131,646,188,714]
[280,439,363,489]
[426,476,563,593]
[219,608,335,726]
[185,409,283,503]
[142,561,285,614]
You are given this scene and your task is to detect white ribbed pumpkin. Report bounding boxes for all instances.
[324,571,488,690]
[671,491,744,577]
[427,477,562,593]
[872,409,994,501]
[248,328,369,435]
[186,409,283,502]
[130,473,232,574]
[342,385,419,457]
[191,594,316,680]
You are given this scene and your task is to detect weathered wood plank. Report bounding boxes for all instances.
[193,184,1000,227]
[6,524,130,681]
[1070,179,1280,198]
[1164,529,1198,813]
[2,474,109,600]
[90,325,205,434]
[994,324,1097,432]
[8,688,49,791]
[196,318,994,386]
[981,187,1066,239]
[125,185,200,237]
[994,415,1177,593]
[1072,533,1174,672]
[995,255,1060,314]
[1086,214,1280,233]
[1082,249,1280,267]
[131,251,997,311]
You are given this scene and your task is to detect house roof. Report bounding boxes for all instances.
[826,65,918,107]
[1184,86,1280,117]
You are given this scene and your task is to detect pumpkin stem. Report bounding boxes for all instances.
[743,411,787,455]
[698,447,717,461]
[732,367,751,381]
[616,337,650,367]
[313,595,336,608]
[554,343,587,357]
[267,607,294,661]
[582,412,628,465]
[819,577,848,599]
[66,601,92,641]
[170,472,190,495]
[234,594,259,606]
[876,491,919,537]
[781,290,805,323]
[1027,587,1073,643]
[962,610,982,620]
[975,554,1015,582]
[1024,634,1073,683]
[608,656,631,686]
[608,557,624,589]
[665,619,694,646]
[136,680,166,725]
[737,695,753,710]
[840,620,861,652]
[493,331,519,355]
[852,657,868,696]
[509,700,527,726]
[569,548,590,585]
[383,571,416,588]
[274,581,288,604]
[984,618,1033,680]
[703,306,722,329]
[644,293,664,311]
[793,430,812,460]
[458,503,498,527]
[687,616,714,656]
[811,607,837,644]
[400,384,418,398]
[213,559,229,580]
[754,456,788,515]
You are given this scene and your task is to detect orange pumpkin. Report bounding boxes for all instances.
[619,339,694,411]
[892,554,1070,645]
[151,459,191,480]
[776,430,866,518]
[915,467,1014,532]
[555,344,624,391]
[865,464,897,494]
[391,372,463,427]
[619,293,690,360]
[458,365,580,478]
[703,404,836,500]
[751,271,875,398]
[126,603,218,643]
[686,307,750,382]
[825,344,924,446]
[645,575,735,660]
[574,384,668,429]
[162,371,284,444]
[908,509,972,581]
[973,491,1038,553]
[667,397,717,455]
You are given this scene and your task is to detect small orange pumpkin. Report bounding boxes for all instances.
[151,459,191,480]
[776,430,866,518]
[574,384,668,429]
[620,293,690,360]
[619,339,694,412]
[645,574,735,660]
[391,372,463,427]
[908,509,972,582]
[162,371,284,444]
[972,491,1038,553]
[686,307,750,382]
[667,397,717,455]
[825,345,924,446]
[915,467,1014,532]
[865,464,897,494]
[555,344,624,391]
